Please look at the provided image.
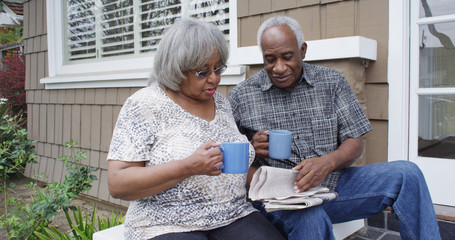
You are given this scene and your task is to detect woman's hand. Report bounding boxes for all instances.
[108,140,224,201]
[183,140,223,176]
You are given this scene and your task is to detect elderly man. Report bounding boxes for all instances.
[228,16,441,240]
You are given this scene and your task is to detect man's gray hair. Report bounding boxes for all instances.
[257,16,305,52]
[148,18,229,91]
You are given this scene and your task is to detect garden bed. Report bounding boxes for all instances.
[0,175,126,239]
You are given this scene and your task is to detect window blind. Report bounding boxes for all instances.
[64,0,230,63]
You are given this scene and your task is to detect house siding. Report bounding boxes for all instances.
[237,0,390,165]
[23,0,390,206]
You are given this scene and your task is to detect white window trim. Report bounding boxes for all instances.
[387,0,410,161]
[42,0,377,89]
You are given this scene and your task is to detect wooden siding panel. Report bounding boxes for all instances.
[237,0,248,17]
[43,142,51,158]
[75,89,85,104]
[33,34,41,52]
[91,105,102,150]
[89,150,100,169]
[87,170,101,198]
[37,52,45,90]
[117,88,130,105]
[33,89,41,103]
[54,105,63,144]
[63,105,72,143]
[272,0,297,11]
[41,90,50,104]
[28,0,36,37]
[80,105,91,149]
[30,158,40,179]
[49,90,58,103]
[365,120,388,164]
[36,0,44,36]
[99,152,108,170]
[325,1,356,38]
[52,158,64,183]
[298,0,319,7]
[46,104,54,143]
[105,88,117,105]
[366,84,388,120]
[85,89,95,104]
[44,52,48,77]
[288,6,321,41]
[30,53,38,89]
[51,144,59,160]
[46,158,56,184]
[100,106,113,152]
[23,1,29,39]
[32,104,39,139]
[321,0,342,3]
[359,0,388,83]
[27,104,32,139]
[98,169,110,201]
[25,50,31,89]
[39,104,47,142]
[239,16,261,47]
[41,35,47,52]
[65,89,75,104]
[38,157,48,181]
[42,0,47,34]
[71,105,81,144]
[249,0,272,15]
[57,89,66,104]
[95,89,106,105]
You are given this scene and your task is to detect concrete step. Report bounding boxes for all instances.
[345,205,455,240]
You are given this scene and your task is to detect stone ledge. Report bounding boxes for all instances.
[435,204,455,222]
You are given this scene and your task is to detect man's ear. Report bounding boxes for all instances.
[300,42,308,60]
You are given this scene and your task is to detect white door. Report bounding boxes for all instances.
[409,0,455,206]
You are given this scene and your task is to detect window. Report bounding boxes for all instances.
[65,0,229,63]
[43,0,236,89]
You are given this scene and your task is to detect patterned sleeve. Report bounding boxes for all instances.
[335,76,373,143]
[107,97,156,162]
[227,87,240,126]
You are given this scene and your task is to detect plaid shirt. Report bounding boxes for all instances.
[228,62,372,190]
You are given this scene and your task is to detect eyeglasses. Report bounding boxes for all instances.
[191,65,227,79]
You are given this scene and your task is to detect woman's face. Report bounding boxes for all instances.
[180,50,223,102]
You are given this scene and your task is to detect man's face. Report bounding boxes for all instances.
[260,26,307,90]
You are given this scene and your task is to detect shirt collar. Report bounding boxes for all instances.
[260,61,313,92]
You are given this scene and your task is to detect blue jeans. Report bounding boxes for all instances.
[253,161,441,240]
[151,211,285,240]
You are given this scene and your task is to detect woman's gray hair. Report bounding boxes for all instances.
[257,16,305,52]
[148,18,229,91]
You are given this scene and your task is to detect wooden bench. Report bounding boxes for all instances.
[93,219,364,240]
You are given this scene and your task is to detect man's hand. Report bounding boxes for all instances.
[292,155,335,192]
[251,130,270,158]
[292,137,364,192]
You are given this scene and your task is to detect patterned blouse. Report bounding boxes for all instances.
[107,81,256,240]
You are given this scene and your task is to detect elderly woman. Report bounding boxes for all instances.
[107,19,284,240]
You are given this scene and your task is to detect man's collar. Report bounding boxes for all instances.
[301,62,315,86]
[260,61,313,92]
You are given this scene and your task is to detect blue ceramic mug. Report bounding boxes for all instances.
[267,130,292,159]
[218,142,249,174]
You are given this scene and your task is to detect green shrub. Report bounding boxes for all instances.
[0,102,36,190]
[0,140,99,239]
[35,205,125,240]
